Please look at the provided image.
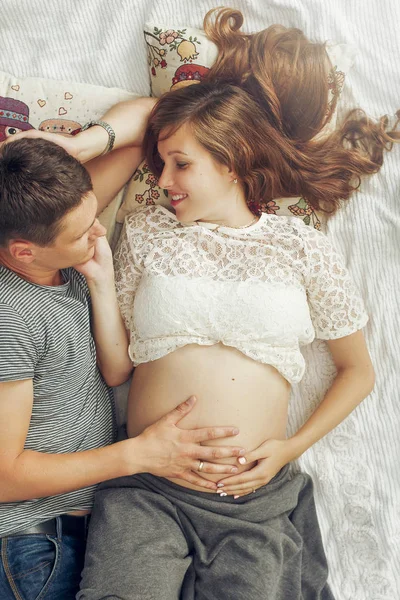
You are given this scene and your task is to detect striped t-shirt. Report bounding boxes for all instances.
[0,265,116,536]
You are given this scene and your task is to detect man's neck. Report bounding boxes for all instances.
[0,252,63,286]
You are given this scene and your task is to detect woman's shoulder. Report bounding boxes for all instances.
[260,212,326,244]
[124,205,178,233]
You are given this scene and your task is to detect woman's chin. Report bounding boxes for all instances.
[174,205,193,222]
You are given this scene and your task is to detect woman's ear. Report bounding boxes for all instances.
[227,168,239,184]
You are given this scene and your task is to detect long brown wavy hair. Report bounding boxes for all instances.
[144,8,399,214]
[204,7,335,143]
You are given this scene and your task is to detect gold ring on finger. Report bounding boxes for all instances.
[198,460,204,472]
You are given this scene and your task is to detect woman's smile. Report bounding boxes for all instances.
[170,193,188,208]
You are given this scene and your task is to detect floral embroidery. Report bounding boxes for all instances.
[132,162,168,206]
[145,27,203,80]
[249,199,280,216]
[258,199,280,215]
[327,65,345,119]
[288,198,322,230]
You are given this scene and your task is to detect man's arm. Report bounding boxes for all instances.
[0,380,245,501]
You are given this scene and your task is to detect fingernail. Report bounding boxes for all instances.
[231,467,238,473]
[219,492,228,497]
[239,449,246,456]
[217,483,224,488]
[238,457,247,465]
[232,428,239,435]
[234,495,240,499]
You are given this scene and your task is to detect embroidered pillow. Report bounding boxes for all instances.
[117,24,355,231]
[144,22,355,133]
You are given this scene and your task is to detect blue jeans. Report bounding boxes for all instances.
[0,518,85,600]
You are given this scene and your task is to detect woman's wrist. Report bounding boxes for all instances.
[74,125,111,163]
[284,435,307,462]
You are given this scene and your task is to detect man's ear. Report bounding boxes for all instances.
[8,240,37,263]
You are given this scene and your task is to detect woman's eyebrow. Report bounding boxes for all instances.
[158,150,188,160]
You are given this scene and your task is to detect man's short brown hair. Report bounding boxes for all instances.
[0,137,93,247]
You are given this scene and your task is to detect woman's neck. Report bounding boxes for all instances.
[197,195,257,229]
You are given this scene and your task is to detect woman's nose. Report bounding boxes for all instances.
[158,166,173,190]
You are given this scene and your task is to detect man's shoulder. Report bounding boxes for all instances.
[0,266,89,325]
[0,265,27,306]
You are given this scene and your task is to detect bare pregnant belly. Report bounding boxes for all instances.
[127,343,290,491]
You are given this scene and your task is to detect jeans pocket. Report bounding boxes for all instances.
[1,535,60,600]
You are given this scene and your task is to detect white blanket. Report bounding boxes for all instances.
[1,1,399,598]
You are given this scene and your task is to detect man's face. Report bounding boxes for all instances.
[33,191,106,270]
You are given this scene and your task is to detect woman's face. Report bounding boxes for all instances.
[157,123,239,224]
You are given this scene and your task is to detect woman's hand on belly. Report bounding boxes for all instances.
[215,438,296,497]
[129,396,246,491]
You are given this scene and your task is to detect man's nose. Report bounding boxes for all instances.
[92,219,107,237]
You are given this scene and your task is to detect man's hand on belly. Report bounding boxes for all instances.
[126,396,246,491]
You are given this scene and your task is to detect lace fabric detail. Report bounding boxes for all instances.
[114,206,368,383]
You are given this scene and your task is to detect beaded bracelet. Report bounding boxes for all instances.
[81,120,116,155]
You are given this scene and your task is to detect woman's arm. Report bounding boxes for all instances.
[74,97,156,162]
[75,234,133,387]
[86,146,144,215]
[3,97,157,212]
[287,330,375,455]
[78,98,156,212]
[217,330,375,496]
[3,97,156,162]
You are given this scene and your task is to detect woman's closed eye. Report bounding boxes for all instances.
[176,162,189,169]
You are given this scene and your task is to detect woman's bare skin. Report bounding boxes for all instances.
[128,343,290,492]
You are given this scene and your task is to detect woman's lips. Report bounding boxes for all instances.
[170,193,187,208]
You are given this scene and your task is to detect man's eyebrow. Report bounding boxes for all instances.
[75,217,96,239]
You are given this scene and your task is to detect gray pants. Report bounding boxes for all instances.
[78,467,334,600]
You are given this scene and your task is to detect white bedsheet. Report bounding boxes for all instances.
[1,1,399,598]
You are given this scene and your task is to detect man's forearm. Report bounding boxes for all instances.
[1,439,135,503]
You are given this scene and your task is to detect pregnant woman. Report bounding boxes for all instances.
[77,71,398,598]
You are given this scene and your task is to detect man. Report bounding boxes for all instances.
[0,138,243,598]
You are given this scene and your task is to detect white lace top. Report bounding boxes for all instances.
[114,205,368,384]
